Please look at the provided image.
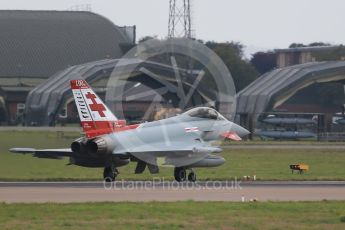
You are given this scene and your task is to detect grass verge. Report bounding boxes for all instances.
[0,131,345,181]
[0,201,345,230]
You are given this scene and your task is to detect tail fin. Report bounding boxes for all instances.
[70,79,117,138]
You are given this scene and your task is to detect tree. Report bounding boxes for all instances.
[289,43,306,48]
[206,41,244,58]
[289,42,331,48]
[314,45,345,61]
[205,42,259,91]
[138,35,158,43]
[136,38,259,92]
[250,51,277,74]
[308,42,331,47]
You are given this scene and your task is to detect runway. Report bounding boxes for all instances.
[1,181,345,203]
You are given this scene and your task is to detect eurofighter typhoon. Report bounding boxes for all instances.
[10,80,249,182]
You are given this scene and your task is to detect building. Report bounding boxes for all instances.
[275,46,340,68]
[236,61,345,136]
[0,10,135,125]
[25,58,231,126]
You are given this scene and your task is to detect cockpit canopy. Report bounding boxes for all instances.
[184,107,226,120]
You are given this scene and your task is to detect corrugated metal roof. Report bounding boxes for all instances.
[25,58,230,126]
[0,10,133,78]
[237,61,345,116]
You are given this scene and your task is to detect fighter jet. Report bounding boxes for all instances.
[10,79,249,182]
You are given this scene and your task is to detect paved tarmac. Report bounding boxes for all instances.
[0,181,344,203]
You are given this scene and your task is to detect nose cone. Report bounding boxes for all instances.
[229,123,250,137]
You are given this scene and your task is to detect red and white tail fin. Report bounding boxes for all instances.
[70,79,117,138]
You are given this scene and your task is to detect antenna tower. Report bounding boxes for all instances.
[168,0,194,38]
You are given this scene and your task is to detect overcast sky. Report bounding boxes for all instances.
[2,0,345,57]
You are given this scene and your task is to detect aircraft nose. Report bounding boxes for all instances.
[230,123,250,137]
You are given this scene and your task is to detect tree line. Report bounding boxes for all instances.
[138,37,344,92]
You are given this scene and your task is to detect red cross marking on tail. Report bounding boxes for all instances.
[85,92,106,117]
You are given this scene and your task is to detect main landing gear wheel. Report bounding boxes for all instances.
[174,167,187,182]
[103,166,118,182]
[188,170,196,182]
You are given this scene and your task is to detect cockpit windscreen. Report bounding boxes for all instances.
[185,107,226,120]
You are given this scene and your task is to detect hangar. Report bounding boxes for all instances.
[236,61,345,134]
[0,10,135,124]
[25,58,234,126]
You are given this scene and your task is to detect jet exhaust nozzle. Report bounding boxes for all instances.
[86,136,115,155]
[71,138,86,153]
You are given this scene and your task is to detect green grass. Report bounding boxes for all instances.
[224,139,345,145]
[0,131,345,181]
[0,201,344,230]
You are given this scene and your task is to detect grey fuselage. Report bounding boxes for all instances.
[74,108,249,169]
[110,113,247,153]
